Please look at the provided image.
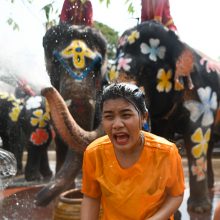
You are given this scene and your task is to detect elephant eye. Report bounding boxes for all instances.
[75,47,82,53]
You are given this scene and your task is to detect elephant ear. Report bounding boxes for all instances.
[174,47,194,91]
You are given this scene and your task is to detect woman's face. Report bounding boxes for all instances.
[102,98,144,153]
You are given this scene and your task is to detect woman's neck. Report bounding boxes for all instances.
[114,132,144,169]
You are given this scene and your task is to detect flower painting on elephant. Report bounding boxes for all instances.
[107,20,220,213]
[0,92,53,181]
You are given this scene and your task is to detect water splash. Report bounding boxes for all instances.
[0,4,52,96]
[0,148,17,194]
[0,148,17,213]
[0,148,17,179]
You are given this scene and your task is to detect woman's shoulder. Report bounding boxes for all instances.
[143,131,177,152]
[86,135,111,152]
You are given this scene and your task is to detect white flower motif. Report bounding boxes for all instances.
[184,86,217,126]
[25,96,42,110]
[140,38,166,62]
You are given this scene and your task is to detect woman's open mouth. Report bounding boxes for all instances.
[114,133,129,145]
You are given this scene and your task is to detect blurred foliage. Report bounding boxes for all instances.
[7,18,19,31]
[41,2,59,30]
[95,0,134,59]
[94,21,119,60]
[40,1,119,58]
[7,0,33,2]
[5,0,34,31]
[7,0,135,31]
[99,0,134,14]
[6,0,127,58]
[42,2,54,21]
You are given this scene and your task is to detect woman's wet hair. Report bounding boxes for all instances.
[100,83,148,116]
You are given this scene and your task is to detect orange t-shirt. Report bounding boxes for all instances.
[82,131,185,220]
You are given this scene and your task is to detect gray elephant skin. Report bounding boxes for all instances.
[35,23,107,206]
[109,20,220,213]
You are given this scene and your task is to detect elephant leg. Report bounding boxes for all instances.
[207,133,215,189]
[3,127,24,175]
[35,148,83,206]
[25,145,43,181]
[12,143,23,175]
[184,137,211,213]
[14,131,25,175]
[39,149,53,181]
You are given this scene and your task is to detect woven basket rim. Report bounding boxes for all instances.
[59,188,83,203]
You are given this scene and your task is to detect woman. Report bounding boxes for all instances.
[214,201,220,220]
[141,0,177,32]
[60,0,93,26]
[81,83,185,220]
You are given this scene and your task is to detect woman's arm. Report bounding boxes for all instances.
[145,194,183,220]
[81,194,101,220]
[214,201,220,220]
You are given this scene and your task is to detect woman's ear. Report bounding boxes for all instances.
[144,111,148,121]
[142,111,149,131]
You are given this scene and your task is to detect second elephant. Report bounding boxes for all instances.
[0,92,53,181]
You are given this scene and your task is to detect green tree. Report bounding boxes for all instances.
[5,0,127,58]
[98,0,135,14]
[94,21,119,60]
[42,2,59,30]
[6,0,135,30]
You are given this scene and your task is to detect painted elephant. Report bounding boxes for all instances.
[0,91,53,181]
[106,20,220,213]
[35,23,107,206]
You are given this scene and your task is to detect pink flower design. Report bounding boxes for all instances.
[191,157,207,181]
[117,57,132,71]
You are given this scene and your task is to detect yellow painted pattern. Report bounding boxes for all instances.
[191,128,210,158]
[61,40,96,69]
[127,31,140,44]
[156,69,172,92]
[30,109,50,128]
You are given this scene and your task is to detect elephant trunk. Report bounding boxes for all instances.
[41,87,103,153]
